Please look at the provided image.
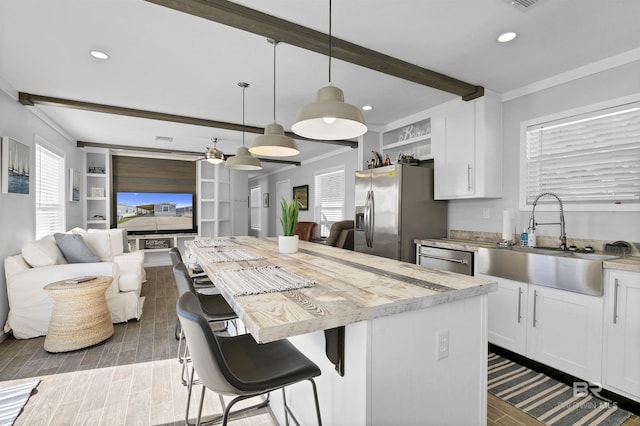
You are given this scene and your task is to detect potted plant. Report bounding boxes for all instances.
[279,198,299,253]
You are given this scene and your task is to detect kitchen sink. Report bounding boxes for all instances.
[478,246,620,296]
[506,245,620,261]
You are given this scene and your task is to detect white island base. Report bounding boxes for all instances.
[269,293,489,426]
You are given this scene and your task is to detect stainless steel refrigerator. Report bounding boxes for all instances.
[354,164,447,263]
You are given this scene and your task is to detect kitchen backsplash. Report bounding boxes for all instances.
[449,230,640,256]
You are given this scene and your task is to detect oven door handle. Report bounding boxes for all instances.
[420,255,469,265]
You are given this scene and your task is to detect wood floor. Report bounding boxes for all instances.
[0,265,637,425]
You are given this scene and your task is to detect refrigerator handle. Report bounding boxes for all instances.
[364,191,371,247]
[369,191,375,247]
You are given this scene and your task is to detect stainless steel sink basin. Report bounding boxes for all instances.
[478,246,619,296]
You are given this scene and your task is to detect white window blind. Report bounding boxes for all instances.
[525,102,640,206]
[35,144,65,239]
[314,168,345,237]
[250,187,261,231]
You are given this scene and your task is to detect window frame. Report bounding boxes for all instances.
[519,93,640,212]
[314,165,346,237]
[35,136,66,239]
[249,186,261,231]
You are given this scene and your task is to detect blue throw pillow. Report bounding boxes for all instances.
[54,233,101,263]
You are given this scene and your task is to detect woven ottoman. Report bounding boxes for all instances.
[44,276,114,352]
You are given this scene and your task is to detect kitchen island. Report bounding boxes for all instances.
[187,236,497,425]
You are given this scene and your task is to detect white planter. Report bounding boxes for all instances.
[279,235,299,254]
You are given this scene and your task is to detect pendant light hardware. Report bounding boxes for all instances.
[225,82,262,170]
[249,39,300,157]
[292,0,367,140]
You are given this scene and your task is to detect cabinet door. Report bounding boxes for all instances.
[527,285,603,384]
[481,274,527,354]
[604,270,640,401]
[433,100,475,198]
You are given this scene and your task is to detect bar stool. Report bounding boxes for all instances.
[177,291,322,426]
[168,247,215,289]
[172,263,237,386]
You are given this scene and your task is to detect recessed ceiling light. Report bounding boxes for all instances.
[497,32,517,43]
[90,50,110,60]
[362,105,373,111]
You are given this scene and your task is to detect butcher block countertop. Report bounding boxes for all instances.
[415,238,640,273]
[187,236,496,343]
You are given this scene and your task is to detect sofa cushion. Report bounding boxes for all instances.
[54,233,101,263]
[79,230,113,261]
[21,235,67,268]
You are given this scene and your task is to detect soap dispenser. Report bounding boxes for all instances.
[520,229,528,246]
[527,228,537,247]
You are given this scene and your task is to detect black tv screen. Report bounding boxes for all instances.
[115,192,196,235]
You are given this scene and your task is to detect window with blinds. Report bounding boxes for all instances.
[35,143,65,239]
[524,102,640,208]
[314,167,345,237]
[250,186,261,231]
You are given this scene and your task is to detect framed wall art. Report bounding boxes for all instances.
[1,136,30,194]
[263,192,269,208]
[292,185,309,211]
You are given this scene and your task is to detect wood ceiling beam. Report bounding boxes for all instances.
[144,0,484,100]
[76,140,302,166]
[18,92,358,149]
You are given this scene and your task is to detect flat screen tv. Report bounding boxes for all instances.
[115,192,196,235]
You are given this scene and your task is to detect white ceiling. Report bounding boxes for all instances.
[1,0,639,175]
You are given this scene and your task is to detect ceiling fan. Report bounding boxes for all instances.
[197,138,226,164]
[194,137,302,166]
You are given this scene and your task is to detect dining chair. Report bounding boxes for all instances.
[177,291,322,426]
[294,221,317,241]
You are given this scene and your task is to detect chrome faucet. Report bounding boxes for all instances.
[528,192,567,251]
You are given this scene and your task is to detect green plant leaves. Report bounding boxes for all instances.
[280,198,299,236]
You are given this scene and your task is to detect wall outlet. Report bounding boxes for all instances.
[482,208,490,219]
[436,329,449,360]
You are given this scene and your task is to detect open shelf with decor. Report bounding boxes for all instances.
[83,147,111,230]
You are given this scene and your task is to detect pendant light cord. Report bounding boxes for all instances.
[241,84,246,147]
[328,0,332,84]
[273,41,277,122]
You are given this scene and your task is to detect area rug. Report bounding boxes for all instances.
[0,379,40,426]
[488,353,631,425]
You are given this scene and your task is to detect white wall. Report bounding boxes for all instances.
[250,147,359,238]
[448,59,640,243]
[0,83,85,335]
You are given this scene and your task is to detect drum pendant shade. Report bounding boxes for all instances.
[292,85,367,140]
[250,123,299,157]
[225,146,262,170]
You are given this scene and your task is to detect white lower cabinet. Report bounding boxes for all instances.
[482,273,604,384]
[527,284,603,384]
[482,275,527,354]
[603,270,640,402]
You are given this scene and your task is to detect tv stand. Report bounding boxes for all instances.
[128,233,197,267]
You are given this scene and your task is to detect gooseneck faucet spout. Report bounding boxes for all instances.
[528,192,567,250]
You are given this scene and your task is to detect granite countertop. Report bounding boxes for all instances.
[188,237,497,343]
[415,238,640,273]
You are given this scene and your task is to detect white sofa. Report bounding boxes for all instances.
[4,228,146,339]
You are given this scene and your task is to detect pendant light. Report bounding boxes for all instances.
[292,0,367,141]
[205,138,225,164]
[249,39,299,157]
[225,82,262,171]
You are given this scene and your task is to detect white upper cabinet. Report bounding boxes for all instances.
[433,91,502,199]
